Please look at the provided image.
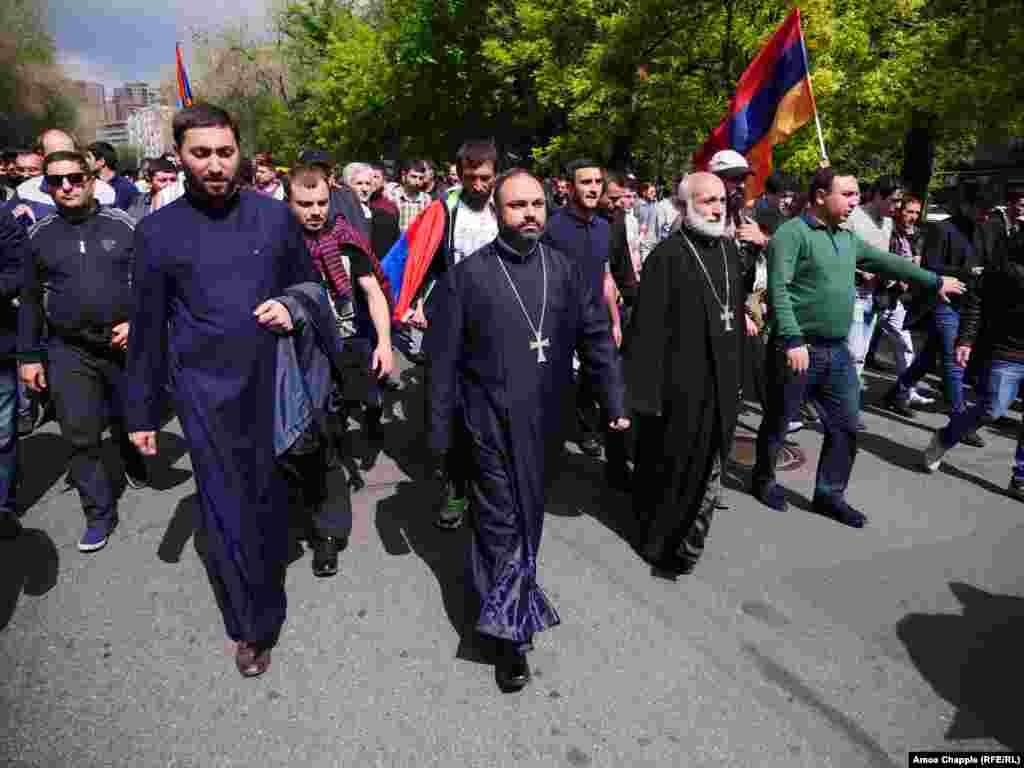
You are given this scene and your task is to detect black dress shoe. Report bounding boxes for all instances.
[495,646,531,692]
[961,430,986,448]
[311,536,344,577]
[812,498,867,528]
[883,394,917,419]
[579,437,603,458]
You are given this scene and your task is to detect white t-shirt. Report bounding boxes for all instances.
[451,200,498,264]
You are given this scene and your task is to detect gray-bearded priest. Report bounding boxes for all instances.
[628,172,751,575]
[425,169,628,693]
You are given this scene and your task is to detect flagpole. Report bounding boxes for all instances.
[796,10,829,165]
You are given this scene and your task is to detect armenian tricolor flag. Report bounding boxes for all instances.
[380,201,447,322]
[693,8,823,196]
[176,43,194,109]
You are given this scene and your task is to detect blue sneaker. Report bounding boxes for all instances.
[78,519,116,553]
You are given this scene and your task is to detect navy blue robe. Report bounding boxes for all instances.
[124,191,316,647]
[425,238,625,647]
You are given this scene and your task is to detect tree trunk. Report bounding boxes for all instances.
[902,114,935,201]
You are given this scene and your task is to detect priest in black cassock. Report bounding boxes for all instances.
[425,170,628,692]
[125,105,319,678]
[627,172,750,576]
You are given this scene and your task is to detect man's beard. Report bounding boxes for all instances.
[461,187,489,211]
[184,165,238,206]
[498,222,543,254]
[684,206,725,239]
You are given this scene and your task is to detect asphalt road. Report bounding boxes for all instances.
[1,361,1021,767]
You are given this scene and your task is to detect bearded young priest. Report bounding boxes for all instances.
[627,172,754,575]
[425,169,628,692]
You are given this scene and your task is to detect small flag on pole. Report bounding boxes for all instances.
[693,8,824,197]
[176,43,194,109]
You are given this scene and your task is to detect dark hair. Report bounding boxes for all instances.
[493,167,540,207]
[565,159,602,182]
[872,174,901,201]
[148,158,177,177]
[808,167,842,202]
[765,172,796,195]
[172,103,240,148]
[236,157,255,187]
[456,140,498,175]
[43,150,90,175]
[900,193,924,209]
[401,159,430,175]
[605,172,628,189]
[87,141,118,172]
[286,164,329,199]
[254,152,276,169]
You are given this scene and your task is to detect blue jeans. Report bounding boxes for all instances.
[940,358,1024,481]
[895,304,964,413]
[846,291,877,383]
[0,363,19,517]
[754,338,861,504]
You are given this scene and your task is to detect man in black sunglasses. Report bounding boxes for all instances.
[18,150,148,554]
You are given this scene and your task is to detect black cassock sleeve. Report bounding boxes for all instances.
[575,260,626,421]
[424,266,464,459]
[624,238,673,416]
[124,223,170,432]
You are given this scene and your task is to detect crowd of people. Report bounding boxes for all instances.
[0,102,1021,692]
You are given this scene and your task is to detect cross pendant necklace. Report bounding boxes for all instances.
[679,231,733,331]
[496,244,550,364]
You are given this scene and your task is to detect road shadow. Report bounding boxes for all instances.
[374,479,492,664]
[16,432,71,513]
[896,582,1024,749]
[546,451,637,546]
[0,527,59,630]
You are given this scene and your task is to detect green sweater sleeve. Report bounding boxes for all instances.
[766,222,804,341]
[854,237,940,289]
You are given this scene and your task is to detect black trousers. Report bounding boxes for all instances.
[46,340,145,524]
[575,373,629,469]
[279,424,352,540]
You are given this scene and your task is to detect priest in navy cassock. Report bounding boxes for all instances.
[627,172,750,576]
[124,105,318,678]
[425,170,628,693]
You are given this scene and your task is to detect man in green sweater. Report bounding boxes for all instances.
[751,167,965,527]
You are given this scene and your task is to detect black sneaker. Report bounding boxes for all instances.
[812,497,867,528]
[17,411,36,437]
[961,430,986,448]
[883,392,917,419]
[579,437,603,458]
[311,536,344,577]
[1008,478,1024,502]
[125,469,149,490]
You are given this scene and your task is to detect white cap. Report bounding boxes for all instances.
[708,149,751,178]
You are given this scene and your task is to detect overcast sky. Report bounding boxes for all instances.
[49,0,272,91]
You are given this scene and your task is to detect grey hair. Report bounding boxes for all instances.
[342,162,374,185]
[676,175,692,208]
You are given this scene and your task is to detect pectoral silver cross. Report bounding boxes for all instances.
[530,333,551,363]
[721,307,734,332]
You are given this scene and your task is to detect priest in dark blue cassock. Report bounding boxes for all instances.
[425,169,628,692]
[124,105,319,678]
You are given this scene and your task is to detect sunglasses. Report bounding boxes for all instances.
[45,173,89,188]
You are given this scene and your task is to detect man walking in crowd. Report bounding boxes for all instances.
[286,163,393,576]
[543,160,630,490]
[19,150,148,553]
[425,169,626,692]
[87,141,139,211]
[921,217,1024,497]
[599,173,639,327]
[752,168,964,527]
[253,153,285,200]
[403,140,500,530]
[12,130,116,223]
[0,209,26,539]
[389,159,431,232]
[882,180,988,447]
[125,105,319,677]
[629,172,748,575]
[126,158,178,222]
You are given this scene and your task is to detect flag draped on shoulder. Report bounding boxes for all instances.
[693,8,819,196]
[176,43,194,109]
[380,200,447,322]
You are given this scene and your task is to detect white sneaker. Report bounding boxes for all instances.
[909,390,935,405]
[922,433,948,473]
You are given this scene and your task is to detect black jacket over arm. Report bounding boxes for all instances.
[957,229,1024,361]
[0,211,25,359]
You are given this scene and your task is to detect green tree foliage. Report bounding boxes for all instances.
[207,0,1024,189]
[0,0,78,147]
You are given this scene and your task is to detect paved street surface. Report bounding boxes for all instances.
[2,359,1022,767]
